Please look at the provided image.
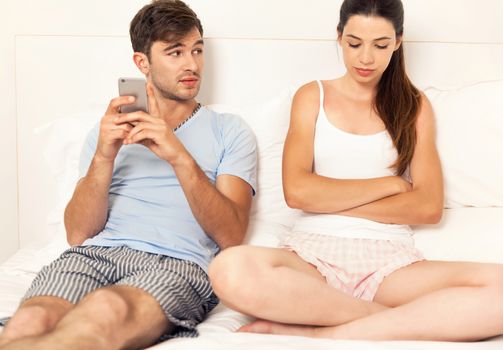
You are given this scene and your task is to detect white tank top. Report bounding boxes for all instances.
[292,80,413,242]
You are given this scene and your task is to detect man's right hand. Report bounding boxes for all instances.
[95,96,136,162]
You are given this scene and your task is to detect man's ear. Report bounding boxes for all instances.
[133,52,150,74]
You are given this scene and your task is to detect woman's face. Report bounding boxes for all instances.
[339,15,401,85]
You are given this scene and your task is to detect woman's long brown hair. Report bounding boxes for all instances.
[338,0,421,175]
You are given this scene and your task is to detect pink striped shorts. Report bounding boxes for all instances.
[279,232,424,301]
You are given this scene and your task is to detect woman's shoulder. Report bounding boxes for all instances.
[415,90,436,133]
[294,78,341,98]
[290,81,321,113]
[294,80,319,98]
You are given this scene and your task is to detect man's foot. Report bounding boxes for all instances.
[237,320,324,338]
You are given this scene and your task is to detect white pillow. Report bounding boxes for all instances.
[414,207,503,263]
[425,80,503,208]
[36,112,101,243]
[244,89,301,227]
[209,88,301,231]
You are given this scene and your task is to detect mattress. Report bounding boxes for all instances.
[1,209,503,349]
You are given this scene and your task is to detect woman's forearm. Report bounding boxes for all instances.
[284,172,411,213]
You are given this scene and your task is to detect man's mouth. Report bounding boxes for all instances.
[179,76,199,87]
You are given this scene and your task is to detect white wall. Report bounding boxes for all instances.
[1,0,503,262]
[0,3,20,263]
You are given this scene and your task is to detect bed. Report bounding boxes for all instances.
[1,0,503,349]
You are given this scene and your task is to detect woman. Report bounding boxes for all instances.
[209,0,503,341]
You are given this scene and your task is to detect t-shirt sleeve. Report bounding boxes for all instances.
[217,114,258,195]
[78,122,100,178]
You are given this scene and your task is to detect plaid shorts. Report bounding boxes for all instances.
[21,245,219,339]
[279,232,424,301]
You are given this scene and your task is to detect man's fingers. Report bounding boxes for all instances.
[114,111,154,125]
[113,123,134,133]
[107,128,131,141]
[106,96,136,115]
[126,129,153,145]
[146,83,161,117]
[124,123,154,142]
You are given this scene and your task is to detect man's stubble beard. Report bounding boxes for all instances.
[150,71,201,102]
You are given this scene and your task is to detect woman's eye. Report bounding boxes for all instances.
[348,43,360,48]
[376,45,389,49]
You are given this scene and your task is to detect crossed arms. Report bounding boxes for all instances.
[282,82,444,225]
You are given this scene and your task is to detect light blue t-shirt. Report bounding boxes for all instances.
[78,106,257,273]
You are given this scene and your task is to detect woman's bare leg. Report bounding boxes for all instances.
[242,261,503,341]
[209,246,387,327]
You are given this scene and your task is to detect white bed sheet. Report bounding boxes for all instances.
[157,333,503,350]
[0,247,40,320]
[1,210,503,349]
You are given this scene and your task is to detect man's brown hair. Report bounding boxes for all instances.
[130,0,203,58]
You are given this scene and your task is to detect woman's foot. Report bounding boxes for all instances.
[237,320,327,338]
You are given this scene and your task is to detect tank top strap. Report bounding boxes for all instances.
[316,80,324,115]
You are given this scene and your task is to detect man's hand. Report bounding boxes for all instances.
[95,96,136,162]
[117,84,188,164]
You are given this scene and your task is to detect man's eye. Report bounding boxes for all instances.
[169,51,181,57]
[193,48,203,55]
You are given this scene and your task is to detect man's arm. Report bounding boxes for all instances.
[64,157,113,246]
[64,96,135,246]
[173,156,253,249]
[119,85,254,248]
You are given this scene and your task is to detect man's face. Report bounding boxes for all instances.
[147,27,204,101]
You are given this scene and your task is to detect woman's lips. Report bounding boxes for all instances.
[355,68,374,77]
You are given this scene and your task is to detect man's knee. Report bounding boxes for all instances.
[80,288,131,325]
[3,297,72,338]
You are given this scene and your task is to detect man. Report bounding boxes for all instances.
[0,1,256,349]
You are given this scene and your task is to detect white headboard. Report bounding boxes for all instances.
[1,0,503,261]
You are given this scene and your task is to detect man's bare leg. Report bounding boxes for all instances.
[0,296,72,347]
[0,285,171,350]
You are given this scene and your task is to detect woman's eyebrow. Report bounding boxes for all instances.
[346,34,392,41]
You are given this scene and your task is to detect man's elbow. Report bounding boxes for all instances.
[66,233,83,247]
[65,219,95,246]
[218,221,248,250]
[218,237,244,250]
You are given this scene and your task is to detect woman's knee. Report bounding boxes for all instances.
[209,246,266,303]
[483,264,503,292]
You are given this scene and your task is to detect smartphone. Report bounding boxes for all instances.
[118,77,148,113]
